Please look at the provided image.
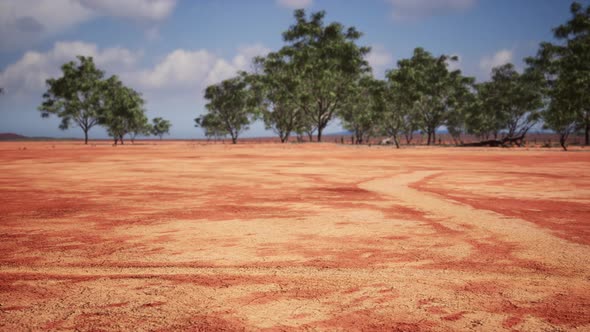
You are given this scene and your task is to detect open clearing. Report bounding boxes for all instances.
[1,141,589,331]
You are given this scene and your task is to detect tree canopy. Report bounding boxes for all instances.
[190,4,587,149]
[34,4,589,150]
[195,113,229,141]
[202,74,260,144]
[152,117,172,140]
[39,56,105,144]
[386,48,474,145]
[526,1,590,149]
[99,76,147,145]
[38,56,163,145]
[339,76,383,145]
[254,9,370,142]
[468,64,543,146]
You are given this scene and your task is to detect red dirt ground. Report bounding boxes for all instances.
[1,141,589,331]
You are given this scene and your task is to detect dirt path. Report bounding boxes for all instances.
[361,171,590,274]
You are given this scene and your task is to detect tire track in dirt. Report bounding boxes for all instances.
[359,171,590,275]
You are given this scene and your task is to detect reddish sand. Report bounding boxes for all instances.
[1,141,589,331]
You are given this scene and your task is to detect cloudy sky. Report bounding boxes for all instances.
[0,0,580,139]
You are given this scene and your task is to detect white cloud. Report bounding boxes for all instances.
[145,26,161,41]
[0,0,93,50]
[0,41,141,94]
[277,0,313,9]
[79,0,176,21]
[131,50,219,89]
[0,40,270,98]
[479,49,513,76]
[365,45,394,77]
[130,43,270,91]
[0,0,177,51]
[387,0,476,21]
[231,44,272,71]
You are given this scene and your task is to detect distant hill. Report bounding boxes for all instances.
[0,133,28,140]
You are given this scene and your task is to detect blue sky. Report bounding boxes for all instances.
[0,0,583,139]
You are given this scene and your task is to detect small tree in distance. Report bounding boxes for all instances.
[129,117,152,143]
[386,48,473,146]
[250,59,301,143]
[152,117,172,140]
[39,56,105,144]
[203,74,259,144]
[99,76,147,145]
[465,63,543,146]
[195,113,228,141]
[339,76,383,145]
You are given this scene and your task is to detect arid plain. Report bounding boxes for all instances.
[1,141,589,331]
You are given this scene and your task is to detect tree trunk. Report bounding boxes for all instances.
[405,131,413,145]
[307,132,313,142]
[84,130,89,145]
[280,132,290,143]
[560,135,568,151]
[231,135,237,144]
[432,130,436,145]
[316,127,323,142]
[426,131,431,145]
[392,134,400,149]
[585,122,589,146]
[120,135,124,145]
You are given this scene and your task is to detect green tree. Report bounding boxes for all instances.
[152,117,172,140]
[248,63,301,143]
[446,87,476,145]
[379,78,407,149]
[261,99,300,143]
[129,113,151,143]
[543,80,579,150]
[401,107,419,145]
[387,48,472,145]
[202,74,259,144]
[195,113,229,141]
[527,2,590,147]
[465,83,505,140]
[293,109,317,142]
[298,111,318,142]
[99,76,147,145]
[39,56,105,144]
[339,76,383,144]
[474,64,543,146]
[259,10,370,142]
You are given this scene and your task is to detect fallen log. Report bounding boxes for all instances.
[460,135,526,147]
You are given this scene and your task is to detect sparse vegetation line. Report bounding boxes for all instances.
[36,2,588,151]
